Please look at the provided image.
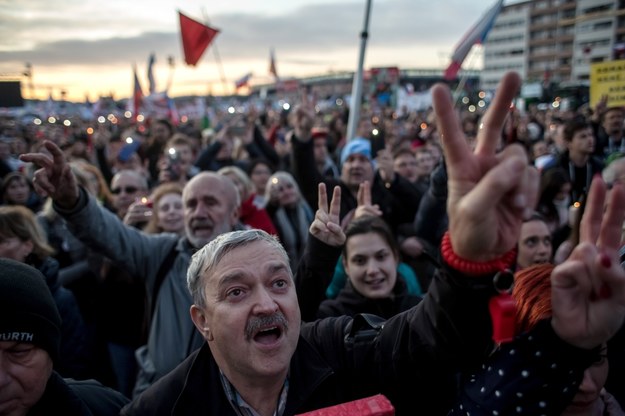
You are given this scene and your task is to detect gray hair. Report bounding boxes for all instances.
[187,229,291,307]
[602,156,625,185]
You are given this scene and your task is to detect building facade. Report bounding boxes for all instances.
[482,0,625,91]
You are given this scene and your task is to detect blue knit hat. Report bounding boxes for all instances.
[340,137,372,166]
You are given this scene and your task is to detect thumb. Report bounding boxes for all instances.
[459,156,527,218]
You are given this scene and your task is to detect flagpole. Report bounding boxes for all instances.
[346,0,373,142]
[201,8,230,95]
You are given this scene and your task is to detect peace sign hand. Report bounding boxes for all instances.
[433,71,539,262]
[353,180,383,220]
[309,182,345,247]
[551,177,625,349]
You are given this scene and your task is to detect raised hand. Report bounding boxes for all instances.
[550,177,625,349]
[375,148,395,184]
[309,182,345,247]
[353,180,382,220]
[19,140,80,209]
[432,71,539,262]
[290,91,315,142]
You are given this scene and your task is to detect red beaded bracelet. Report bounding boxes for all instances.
[441,231,516,276]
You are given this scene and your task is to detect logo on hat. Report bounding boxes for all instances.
[0,331,34,342]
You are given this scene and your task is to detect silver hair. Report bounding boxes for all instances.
[187,229,291,307]
[602,156,625,185]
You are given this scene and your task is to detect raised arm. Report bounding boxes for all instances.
[296,183,344,322]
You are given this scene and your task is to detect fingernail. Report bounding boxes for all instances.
[600,253,611,269]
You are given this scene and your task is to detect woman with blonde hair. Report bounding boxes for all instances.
[0,204,91,379]
[264,171,314,270]
[142,183,185,235]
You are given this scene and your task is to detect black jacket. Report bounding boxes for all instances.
[28,371,129,416]
[33,256,91,380]
[317,278,422,320]
[122,255,499,416]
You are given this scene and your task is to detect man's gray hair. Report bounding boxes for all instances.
[187,229,291,307]
[602,156,625,185]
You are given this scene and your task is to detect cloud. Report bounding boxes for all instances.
[0,0,491,68]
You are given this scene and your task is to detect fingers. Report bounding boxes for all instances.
[598,183,625,250]
[580,175,606,244]
[459,154,529,219]
[19,152,53,168]
[44,140,66,164]
[329,185,341,219]
[31,170,54,197]
[431,83,468,169]
[475,72,521,156]
[357,181,372,206]
[317,182,328,213]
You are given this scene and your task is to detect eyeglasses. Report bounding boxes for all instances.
[111,186,140,195]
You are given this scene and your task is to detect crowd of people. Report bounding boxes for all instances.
[0,70,625,415]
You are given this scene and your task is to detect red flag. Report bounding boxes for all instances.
[179,11,220,66]
[132,64,144,122]
[443,0,503,80]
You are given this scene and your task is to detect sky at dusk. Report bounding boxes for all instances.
[1,0,503,101]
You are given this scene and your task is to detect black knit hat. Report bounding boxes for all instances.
[0,258,61,362]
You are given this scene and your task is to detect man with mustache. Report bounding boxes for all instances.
[21,145,240,397]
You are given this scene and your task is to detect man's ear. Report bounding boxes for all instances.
[230,205,240,228]
[190,305,214,341]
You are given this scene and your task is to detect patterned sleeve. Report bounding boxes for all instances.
[449,319,601,416]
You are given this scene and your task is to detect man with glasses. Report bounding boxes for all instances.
[110,170,149,225]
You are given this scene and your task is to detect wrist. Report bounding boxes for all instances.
[441,232,516,276]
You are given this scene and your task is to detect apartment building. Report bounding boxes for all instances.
[482,0,625,91]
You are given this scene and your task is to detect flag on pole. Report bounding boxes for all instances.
[269,47,278,80]
[443,0,503,81]
[147,53,157,95]
[235,72,253,90]
[132,64,144,122]
[179,11,220,66]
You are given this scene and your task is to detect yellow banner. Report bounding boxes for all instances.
[590,60,625,108]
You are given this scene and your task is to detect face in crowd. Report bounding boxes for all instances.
[3,175,30,206]
[0,341,53,416]
[111,171,148,219]
[266,173,301,208]
[249,163,272,196]
[393,151,419,183]
[188,231,301,387]
[562,346,609,416]
[602,108,624,138]
[516,218,552,270]
[343,217,399,299]
[567,127,595,159]
[156,192,184,234]
[183,172,240,249]
[341,154,373,190]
